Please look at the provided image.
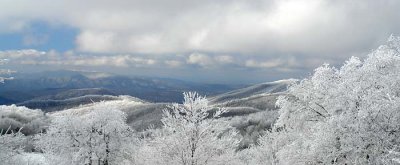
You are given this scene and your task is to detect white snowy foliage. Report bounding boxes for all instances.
[0,128,26,164]
[0,105,48,135]
[35,102,137,165]
[244,35,400,164]
[14,153,49,165]
[50,95,144,117]
[137,92,240,165]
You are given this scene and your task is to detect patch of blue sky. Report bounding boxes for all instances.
[0,21,78,52]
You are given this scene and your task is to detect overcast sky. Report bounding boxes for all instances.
[0,0,400,84]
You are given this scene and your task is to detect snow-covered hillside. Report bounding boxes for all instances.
[43,80,290,133]
[209,79,297,104]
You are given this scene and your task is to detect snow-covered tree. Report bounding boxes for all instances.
[237,130,286,165]
[0,105,49,135]
[137,92,239,165]
[36,102,137,165]
[0,128,26,164]
[248,35,400,164]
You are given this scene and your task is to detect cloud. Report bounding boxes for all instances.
[75,31,117,53]
[0,50,158,68]
[0,49,353,83]
[215,55,235,64]
[1,49,311,71]
[186,53,239,68]
[245,59,284,69]
[0,49,46,58]
[1,0,399,57]
[1,0,400,83]
[187,53,215,67]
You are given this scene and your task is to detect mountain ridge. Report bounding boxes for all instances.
[0,70,244,104]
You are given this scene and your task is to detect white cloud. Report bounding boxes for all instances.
[214,55,234,64]
[187,53,214,67]
[186,53,236,67]
[1,49,313,72]
[245,59,282,69]
[76,31,117,53]
[1,0,400,83]
[0,49,46,58]
[1,0,399,57]
[0,50,158,68]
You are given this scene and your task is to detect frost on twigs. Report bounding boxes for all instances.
[240,35,400,164]
[137,92,239,165]
[0,127,26,164]
[164,92,228,125]
[35,103,137,165]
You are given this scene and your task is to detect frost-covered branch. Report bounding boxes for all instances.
[136,92,239,165]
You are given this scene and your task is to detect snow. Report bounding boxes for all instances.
[15,153,49,165]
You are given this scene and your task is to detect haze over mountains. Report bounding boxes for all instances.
[0,70,244,110]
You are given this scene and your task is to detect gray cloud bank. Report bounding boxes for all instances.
[2,0,399,55]
[1,0,400,82]
[0,49,317,83]
[0,49,315,70]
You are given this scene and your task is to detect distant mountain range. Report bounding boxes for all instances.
[0,70,244,107]
[209,79,297,117]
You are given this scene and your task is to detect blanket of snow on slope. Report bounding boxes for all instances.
[50,95,144,117]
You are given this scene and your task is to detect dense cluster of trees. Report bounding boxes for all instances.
[0,128,25,164]
[1,36,400,164]
[35,102,136,165]
[241,35,400,164]
[0,105,49,135]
